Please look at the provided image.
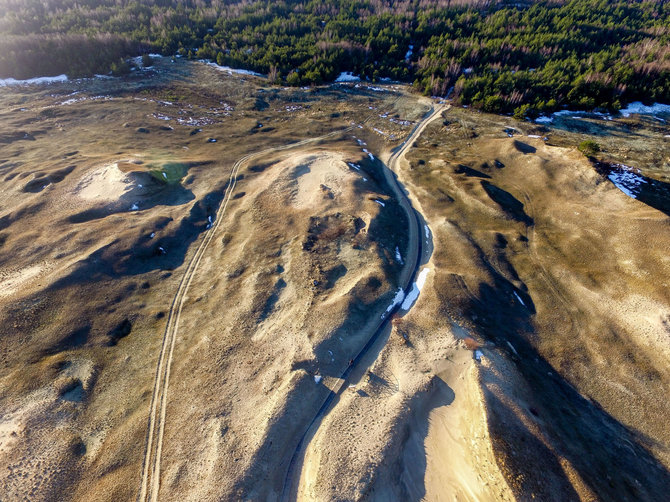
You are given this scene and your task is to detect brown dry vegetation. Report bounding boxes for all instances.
[395,107,670,500]
[0,59,422,501]
[1,56,669,502]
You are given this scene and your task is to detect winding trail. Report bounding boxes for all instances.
[280,103,448,501]
[136,97,408,502]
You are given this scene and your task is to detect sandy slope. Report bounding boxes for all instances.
[401,110,670,500]
[0,62,417,501]
[291,104,515,502]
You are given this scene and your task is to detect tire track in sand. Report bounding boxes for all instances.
[137,99,401,501]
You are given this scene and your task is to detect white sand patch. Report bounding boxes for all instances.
[0,264,47,298]
[284,152,351,210]
[76,162,132,202]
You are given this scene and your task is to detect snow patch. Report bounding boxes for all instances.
[395,246,404,264]
[203,61,263,77]
[404,44,414,61]
[382,288,406,318]
[401,268,430,310]
[314,375,322,384]
[0,74,68,87]
[424,224,430,239]
[619,102,670,117]
[607,167,647,199]
[513,291,526,306]
[374,199,385,207]
[335,72,360,82]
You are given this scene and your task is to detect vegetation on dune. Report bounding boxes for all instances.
[578,140,601,157]
[0,0,668,115]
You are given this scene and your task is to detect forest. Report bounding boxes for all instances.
[0,0,668,116]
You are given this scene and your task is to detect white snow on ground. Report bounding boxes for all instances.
[347,162,361,171]
[314,375,322,384]
[405,45,414,61]
[130,203,139,211]
[424,224,430,239]
[506,341,519,357]
[608,168,647,199]
[474,349,484,362]
[355,138,366,146]
[620,102,670,117]
[401,267,430,310]
[382,288,406,318]
[373,128,385,135]
[374,199,385,207]
[149,233,155,239]
[528,134,541,139]
[536,109,614,123]
[335,72,360,82]
[203,61,263,77]
[513,291,526,306]
[395,246,404,264]
[0,74,68,87]
[367,153,375,160]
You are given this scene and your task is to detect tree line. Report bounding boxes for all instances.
[0,0,668,116]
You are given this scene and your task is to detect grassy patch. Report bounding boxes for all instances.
[148,162,188,185]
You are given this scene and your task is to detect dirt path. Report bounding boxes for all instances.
[280,103,448,501]
[136,128,357,502]
[136,97,410,502]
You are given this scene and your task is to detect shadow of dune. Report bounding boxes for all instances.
[513,139,536,154]
[67,173,196,224]
[52,183,227,286]
[230,152,433,500]
[481,180,534,225]
[594,161,670,217]
[467,276,670,500]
